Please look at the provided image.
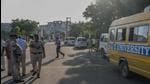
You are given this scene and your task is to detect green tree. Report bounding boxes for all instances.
[11,19,39,36]
[83,0,150,37]
[70,22,85,37]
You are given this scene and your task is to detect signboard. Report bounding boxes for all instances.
[110,43,150,56]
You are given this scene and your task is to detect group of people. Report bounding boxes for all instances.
[1,33,45,83]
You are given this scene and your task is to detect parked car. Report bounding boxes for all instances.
[64,37,76,46]
[99,33,109,57]
[75,37,88,48]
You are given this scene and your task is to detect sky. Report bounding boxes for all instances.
[1,0,94,25]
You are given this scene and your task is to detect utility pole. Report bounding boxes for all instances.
[66,17,71,38]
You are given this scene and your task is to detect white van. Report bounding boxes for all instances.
[64,37,76,46]
[75,37,88,48]
[99,33,109,57]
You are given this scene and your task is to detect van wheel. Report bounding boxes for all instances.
[119,62,130,78]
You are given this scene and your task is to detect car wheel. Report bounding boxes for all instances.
[119,61,130,78]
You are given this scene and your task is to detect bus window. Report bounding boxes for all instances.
[129,25,149,42]
[110,29,116,41]
[116,28,126,41]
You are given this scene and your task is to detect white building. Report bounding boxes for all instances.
[39,20,71,41]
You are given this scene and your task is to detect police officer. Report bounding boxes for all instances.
[1,39,6,71]
[16,36,27,76]
[10,33,24,83]
[5,35,13,76]
[29,34,45,78]
[29,35,34,72]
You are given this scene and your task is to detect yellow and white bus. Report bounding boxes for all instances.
[108,12,150,78]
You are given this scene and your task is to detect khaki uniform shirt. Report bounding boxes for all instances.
[29,41,44,54]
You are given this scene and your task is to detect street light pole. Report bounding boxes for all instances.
[66,17,71,38]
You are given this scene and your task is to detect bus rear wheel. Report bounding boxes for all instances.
[119,62,130,78]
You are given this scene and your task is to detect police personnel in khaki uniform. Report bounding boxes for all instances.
[29,34,45,78]
[1,39,6,71]
[29,35,34,72]
[5,35,13,76]
[9,33,24,83]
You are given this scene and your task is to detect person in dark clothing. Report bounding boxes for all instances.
[55,37,65,58]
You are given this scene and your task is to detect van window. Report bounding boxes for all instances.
[110,29,115,41]
[116,28,126,41]
[129,25,149,42]
[100,36,108,42]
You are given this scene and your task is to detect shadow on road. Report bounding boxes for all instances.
[1,75,9,80]
[25,57,56,67]
[1,79,13,84]
[73,47,87,51]
[42,58,56,66]
[24,76,38,84]
[59,52,150,84]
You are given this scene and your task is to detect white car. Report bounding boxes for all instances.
[75,37,88,48]
[99,33,109,57]
[64,37,76,46]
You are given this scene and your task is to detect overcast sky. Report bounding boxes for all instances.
[1,0,94,25]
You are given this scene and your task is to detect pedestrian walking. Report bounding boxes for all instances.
[9,33,24,83]
[55,37,65,58]
[87,38,93,53]
[16,36,27,76]
[29,34,45,78]
[1,39,6,71]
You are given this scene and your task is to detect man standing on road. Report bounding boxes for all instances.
[29,35,34,72]
[1,39,6,71]
[29,34,45,78]
[5,35,14,76]
[55,37,65,58]
[16,36,27,76]
[10,33,24,83]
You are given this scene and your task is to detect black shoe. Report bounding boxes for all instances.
[1,69,5,71]
[32,71,37,76]
[7,73,12,76]
[13,80,18,83]
[37,73,40,78]
[22,74,26,77]
[63,54,65,58]
[18,79,24,82]
[14,79,24,83]
[56,57,59,58]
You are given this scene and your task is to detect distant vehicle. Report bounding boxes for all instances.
[99,33,109,57]
[108,12,150,78]
[144,5,150,13]
[64,37,76,46]
[75,37,88,48]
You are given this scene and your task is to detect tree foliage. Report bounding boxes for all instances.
[83,0,150,37]
[70,21,98,38]
[11,19,39,36]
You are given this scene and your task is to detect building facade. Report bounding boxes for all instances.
[39,20,71,41]
[1,23,12,40]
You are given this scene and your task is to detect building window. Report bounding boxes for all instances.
[129,25,149,42]
[116,28,126,41]
[110,29,116,41]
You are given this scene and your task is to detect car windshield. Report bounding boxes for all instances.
[66,37,75,40]
[77,38,86,41]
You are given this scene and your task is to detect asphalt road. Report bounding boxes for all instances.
[1,42,150,84]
